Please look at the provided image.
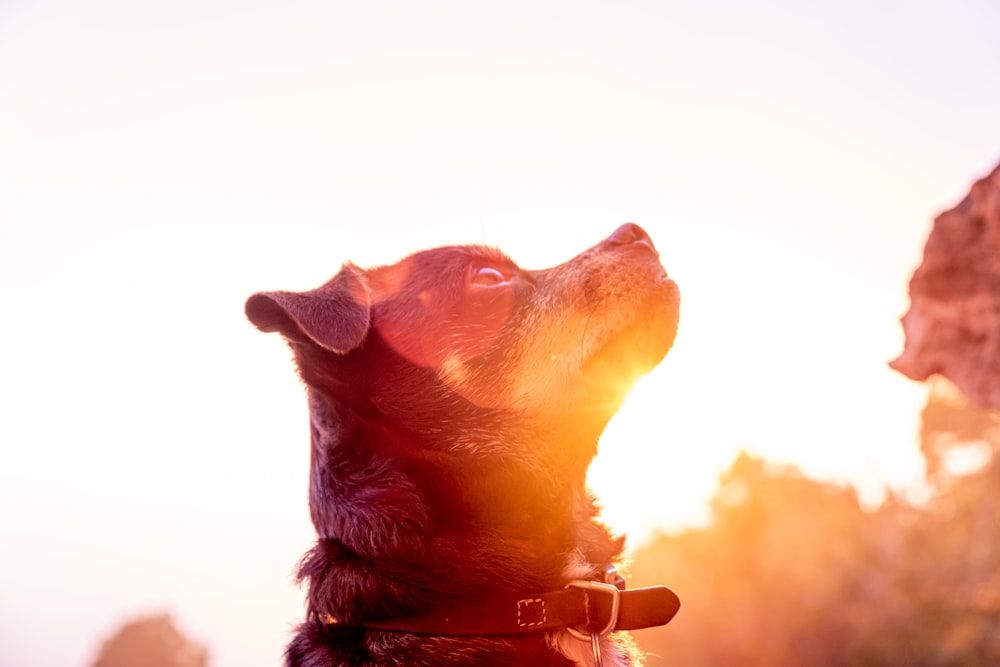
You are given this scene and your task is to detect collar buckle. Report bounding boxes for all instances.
[564,579,621,641]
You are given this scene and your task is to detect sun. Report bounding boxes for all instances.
[587,369,722,545]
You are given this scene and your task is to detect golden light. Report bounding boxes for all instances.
[586,227,929,545]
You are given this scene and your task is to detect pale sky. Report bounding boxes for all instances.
[2,2,1000,667]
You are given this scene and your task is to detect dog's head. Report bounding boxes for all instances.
[248,224,681,667]
[247,224,678,464]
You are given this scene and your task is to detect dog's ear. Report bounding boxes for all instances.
[245,263,371,353]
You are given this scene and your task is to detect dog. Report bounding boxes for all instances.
[246,223,681,667]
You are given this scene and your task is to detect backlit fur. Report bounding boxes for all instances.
[246,224,680,666]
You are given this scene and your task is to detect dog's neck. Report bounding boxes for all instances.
[299,388,622,614]
[306,388,582,546]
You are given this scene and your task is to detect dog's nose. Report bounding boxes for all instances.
[604,223,657,253]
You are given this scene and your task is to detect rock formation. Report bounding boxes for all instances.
[891,162,1000,410]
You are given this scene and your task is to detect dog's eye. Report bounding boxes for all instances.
[471,267,511,287]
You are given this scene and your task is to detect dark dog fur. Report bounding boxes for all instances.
[246,223,680,666]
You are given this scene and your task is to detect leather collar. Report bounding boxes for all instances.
[322,576,680,637]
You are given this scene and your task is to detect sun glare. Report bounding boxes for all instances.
[586,229,929,548]
[588,373,717,543]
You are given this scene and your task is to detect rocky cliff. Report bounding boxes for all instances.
[891,162,1000,409]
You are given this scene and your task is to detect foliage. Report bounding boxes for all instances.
[89,613,208,667]
[630,380,1000,667]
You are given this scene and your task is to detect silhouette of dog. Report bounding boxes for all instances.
[246,223,681,666]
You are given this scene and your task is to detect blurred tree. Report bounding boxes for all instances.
[892,378,1000,666]
[630,451,868,667]
[629,382,1000,667]
[90,613,208,667]
[919,376,1000,484]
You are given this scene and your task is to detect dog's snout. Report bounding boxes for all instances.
[604,223,656,254]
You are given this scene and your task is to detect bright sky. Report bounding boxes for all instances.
[2,2,1000,667]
